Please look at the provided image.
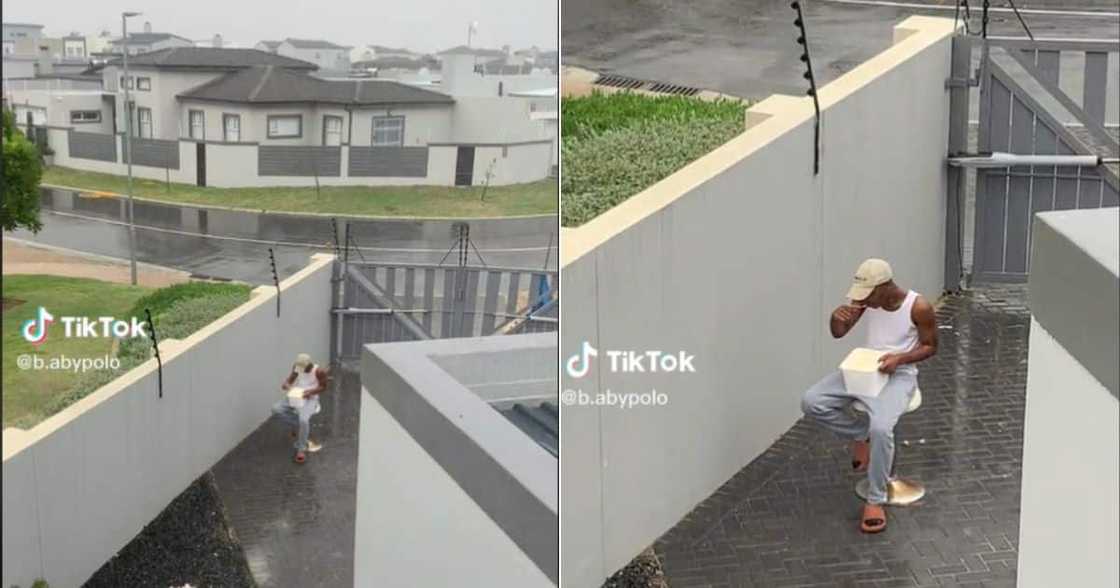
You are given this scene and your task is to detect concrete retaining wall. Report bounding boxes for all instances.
[559,16,955,587]
[1,254,334,588]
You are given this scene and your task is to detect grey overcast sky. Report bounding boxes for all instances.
[1,0,557,54]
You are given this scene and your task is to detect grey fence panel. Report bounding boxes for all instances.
[129,138,180,169]
[348,146,429,177]
[259,146,341,177]
[970,41,1120,284]
[336,262,557,358]
[68,131,117,162]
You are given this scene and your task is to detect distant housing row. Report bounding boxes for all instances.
[2,21,558,188]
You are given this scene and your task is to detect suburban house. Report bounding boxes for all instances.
[350,44,419,63]
[100,47,317,140]
[61,33,87,60]
[175,64,454,147]
[273,38,351,74]
[2,22,43,55]
[108,23,193,56]
[11,46,555,187]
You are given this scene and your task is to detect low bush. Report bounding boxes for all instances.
[42,283,250,417]
[561,115,746,227]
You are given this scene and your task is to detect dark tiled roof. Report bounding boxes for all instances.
[499,401,558,457]
[439,45,507,58]
[111,32,192,44]
[353,56,440,71]
[178,65,453,106]
[283,38,348,50]
[107,47,316,70]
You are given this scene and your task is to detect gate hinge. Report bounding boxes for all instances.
[945,77,979,89]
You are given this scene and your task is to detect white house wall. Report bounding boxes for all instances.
[5,89,113,133]
[451,97,551,144]
[350,104,453,146]
[104,67,224,140]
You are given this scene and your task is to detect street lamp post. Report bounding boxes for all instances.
[122,11,141,285]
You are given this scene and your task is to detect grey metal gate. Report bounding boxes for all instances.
[331,260,558,362]
[956,36,1119,284]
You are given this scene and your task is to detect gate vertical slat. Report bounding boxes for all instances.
[385,266,396,306]
[423,269,435,335]
[404,268,415,312]
[1055,142,1080,210]
[976,77,1014,277]
[441,268,456,337]
[1035,51,1060,86]
[1082,52,1109,126]
[506,272,522,315]
[461,270,481,337]
[481,271,502,334]
[1028,125,1058,268]
[1078,164,1101,209]
[1005,96,1035,275]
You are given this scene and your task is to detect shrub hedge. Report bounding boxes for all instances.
[561,92,747,227]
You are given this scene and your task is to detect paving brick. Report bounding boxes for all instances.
[652,287,1026,588]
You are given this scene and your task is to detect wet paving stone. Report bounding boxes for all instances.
[211,369,362,588]
[651,286,1030,588]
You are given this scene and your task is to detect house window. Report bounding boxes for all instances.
[322,115,342,146]
[136,107,152,138]
[14,105,47,126]
[136,77,151,91]
[267,114,301,139]
[119,76,133,90]
[70,110,102,124]
[189,110,205,139]
[223,114,240,142]
[371,116,404,146]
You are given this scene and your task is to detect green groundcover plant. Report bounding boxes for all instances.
[561,92,748,227]
[42,282,251,418]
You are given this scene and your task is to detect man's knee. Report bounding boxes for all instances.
[801,390,824,417]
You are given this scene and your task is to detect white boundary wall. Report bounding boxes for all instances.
[2,254,333,588]
[559,16,955,587]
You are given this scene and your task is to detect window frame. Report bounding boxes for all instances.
[136,76,151,91]
[371,115,405,147]
[188,109,205,140]
[70,110,102,124]
[266,114,302,139]
[222,113,241,142]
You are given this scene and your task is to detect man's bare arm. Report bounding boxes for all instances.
[281,371,297,390]
[830,304,866,338]
[897,297,938,365]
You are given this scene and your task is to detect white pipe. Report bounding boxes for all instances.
[948,152,1103,168]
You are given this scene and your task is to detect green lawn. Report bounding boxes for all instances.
[2,275,150,429]
[42,166,558,218]
[561,92,748,227]
[2,277,252,429]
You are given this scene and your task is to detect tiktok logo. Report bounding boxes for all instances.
[22,307,54,346]
[566,341,598,379]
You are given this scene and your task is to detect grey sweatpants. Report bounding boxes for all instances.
[272,399,312,452]
[800,369,917,504]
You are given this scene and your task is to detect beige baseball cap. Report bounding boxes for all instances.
[294,353,312,369]
[846,258,893,301]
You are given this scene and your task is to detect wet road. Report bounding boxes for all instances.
[10,188,558,284]
[564,0,1120,102]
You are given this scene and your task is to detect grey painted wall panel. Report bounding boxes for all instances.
[258,146,341,177]
[128,137,180,170]
[348,146,429,177]
[68,130,117,162]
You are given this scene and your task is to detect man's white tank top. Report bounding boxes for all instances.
[294,364,320,390]
[294,364,321,416]
[864,290,920,374]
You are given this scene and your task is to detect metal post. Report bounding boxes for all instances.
[122,12,141,285]
[944,36,971,293]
